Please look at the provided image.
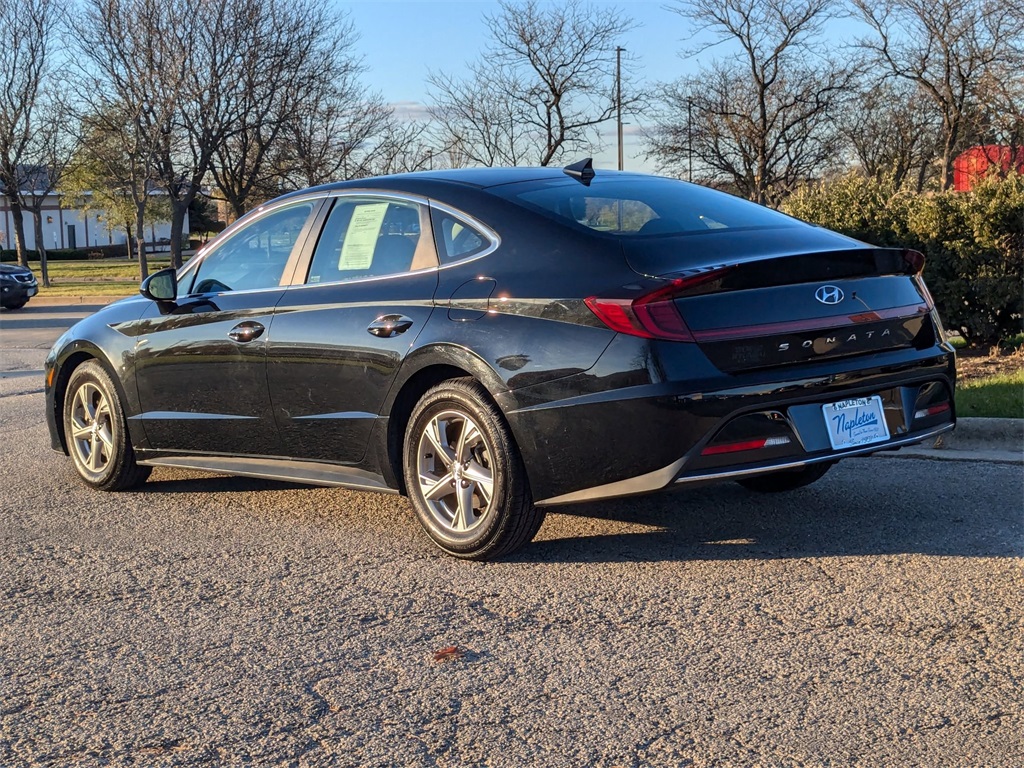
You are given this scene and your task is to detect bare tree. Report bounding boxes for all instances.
[209,0,365,217]
[0,0,57,267]
[836,80,941,191]
[429,0,639,167]
[283,83,398,188]
[969,66,1024,159]
[649,0,857,204]
[61,109,169,264]
[359,120,437,177]
[15,95,78,286]
[155,0,255,268]
[853,0,1024,190]
[428,65,534,167]
[73,0,188,278]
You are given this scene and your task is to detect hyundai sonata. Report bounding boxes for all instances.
[44,162,956,559]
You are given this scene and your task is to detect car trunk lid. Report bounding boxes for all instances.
[620,230,936,372]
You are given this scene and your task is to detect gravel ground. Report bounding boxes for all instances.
[1,371,1022,767]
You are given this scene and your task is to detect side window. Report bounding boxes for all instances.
[190,202,314,294]
[306,198,437,284]
[431,211,491,264]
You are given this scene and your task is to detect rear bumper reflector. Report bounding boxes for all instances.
[914,402,951,420]
[701,436,791,456]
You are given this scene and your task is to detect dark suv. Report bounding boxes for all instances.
[0,264,39,309]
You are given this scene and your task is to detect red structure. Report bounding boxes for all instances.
[953,145,1024,191]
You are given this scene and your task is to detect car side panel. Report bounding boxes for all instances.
[267,271,439,464]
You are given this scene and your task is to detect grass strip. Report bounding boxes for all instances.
[957,370,1024,419]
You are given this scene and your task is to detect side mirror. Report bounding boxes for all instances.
[140,267,178,302]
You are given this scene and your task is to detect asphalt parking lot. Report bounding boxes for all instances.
[1,304,1022,766]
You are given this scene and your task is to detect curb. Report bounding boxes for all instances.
[885,417,1023,465]
[26,295,130,306]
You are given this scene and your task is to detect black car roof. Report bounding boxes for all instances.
[289,166,651,197]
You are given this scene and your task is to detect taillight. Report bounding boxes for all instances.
[700,436,792,456]
[585,267,731,342]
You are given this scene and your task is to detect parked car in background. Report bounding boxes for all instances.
[0,263,38,309]
[44,162,956,560]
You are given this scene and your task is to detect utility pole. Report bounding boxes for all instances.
[616,46,624,171]
[687,98,693,182]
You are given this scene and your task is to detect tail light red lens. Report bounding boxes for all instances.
[585,267,731,342]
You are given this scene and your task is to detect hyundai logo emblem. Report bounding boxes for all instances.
[815,285,844,305]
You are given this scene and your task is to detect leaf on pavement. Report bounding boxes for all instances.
[432,645,465,663]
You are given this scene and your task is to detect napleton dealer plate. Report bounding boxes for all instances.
[822,396,890,450]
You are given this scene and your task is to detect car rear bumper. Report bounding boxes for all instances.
[501,338,956,505]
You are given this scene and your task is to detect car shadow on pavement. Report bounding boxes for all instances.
[131,459,1021,563]
[143,473,308,495]
[509,460,1023,563]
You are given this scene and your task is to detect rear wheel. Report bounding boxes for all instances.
[63,360,151,491]
[403,378,543,560]
[736,462,833,493]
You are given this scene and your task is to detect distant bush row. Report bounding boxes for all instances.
[783,173,1024,346]
[0,244,131,262]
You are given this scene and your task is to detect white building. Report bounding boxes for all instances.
[0,190,188,252]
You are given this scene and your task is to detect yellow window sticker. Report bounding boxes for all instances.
[339,203,388,270]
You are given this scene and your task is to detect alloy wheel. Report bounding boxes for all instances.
[416,409,495,535]
[69,381,115,477]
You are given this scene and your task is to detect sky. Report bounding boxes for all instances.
[342,0,707,173]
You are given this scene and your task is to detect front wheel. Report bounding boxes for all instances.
[403,378,543,560]
[63,360,151,491]
[736,461,833,493]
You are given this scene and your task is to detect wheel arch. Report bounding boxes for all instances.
[51,344,136,455]
[379,344,512,494]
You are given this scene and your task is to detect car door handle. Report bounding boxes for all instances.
[228,321,265,343]
[367,314,414,338]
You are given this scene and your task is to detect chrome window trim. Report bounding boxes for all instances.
[291,190,440,289]
[180,194,330,299]
[280,193,502,291]
[429,200,502,269]
[179,188,503,295]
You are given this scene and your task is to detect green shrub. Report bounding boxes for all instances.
[783,173,1024,345]
[0,244,130,261]
[783,173,920,248]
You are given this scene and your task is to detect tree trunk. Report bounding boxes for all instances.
[8,194,30,268]
[939,114,960,191]
[135,201,149,280]
[31,211,50,287]
[169,198,191,270]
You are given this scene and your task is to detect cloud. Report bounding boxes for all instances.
[389,101,433,122]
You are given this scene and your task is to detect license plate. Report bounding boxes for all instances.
[28,286,37,296]
[822,396,890,450]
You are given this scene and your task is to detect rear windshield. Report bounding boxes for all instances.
[492,176,796,236]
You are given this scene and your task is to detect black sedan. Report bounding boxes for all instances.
[1,263,39,309]
[44,163,956,559]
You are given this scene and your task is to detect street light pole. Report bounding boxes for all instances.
[616,46,624,171]
[687,97,693,182]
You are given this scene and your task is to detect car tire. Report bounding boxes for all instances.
[736,461,834,493]
[3,300,27,310]
[403,378,543,560]
[63,360,151,491]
